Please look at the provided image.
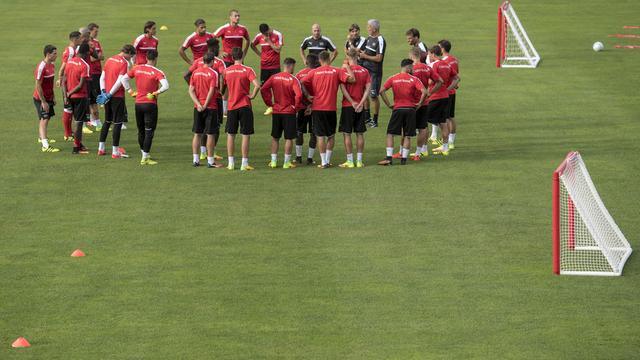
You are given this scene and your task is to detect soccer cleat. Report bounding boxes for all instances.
[199,152,207,161]
[111,153,121,159]
[339,161,355,168]
[264,107,273,115]
[97,149,106,156]
[449,143,456,150]
[193,162,200,167]
[283,161,296,169]
[411,155,421,161]
[268,160,277,168]
[140,158,158,165]
[400,158,408,165]
[214,153,223,161]
[118,147,130,158]
[317,164,330,169]
[41,146,60,153]
[392,152,402,159]
[72,147,89,154]
[428,137,442,146]
[377,159,392,166]
[306,158,315,165]
[208,162,224,168]
[421,150,429,157]
[432,146,450,156]
[356,160,364,168]
[82,126,93,134]
[240,164,254,171]
[37,138,56,144]
[227,163,235,170]
[294,156,302,164]
[64,136,74,142]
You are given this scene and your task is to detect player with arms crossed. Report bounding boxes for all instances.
[133,21,159,65]
[251,23,283,115]
[302,51,355,169]
[294,53,320,165]
[377,59,428,166]
[33,44,60,152]
[260,57,302,169]
[338,48,371,168]
[439,39,460,150]
[62,43,91,154]
[122,49,169,165]
[223,48,261,171]
[57,31,82,141]
[359,19,386,128]
[300,24,338,64]
[97,44,136,159]
[179,19,213,69]
[188,53,223,168]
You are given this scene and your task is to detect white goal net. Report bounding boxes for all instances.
[497,1,540,68]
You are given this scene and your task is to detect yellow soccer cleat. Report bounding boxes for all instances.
[140,158,158,165]
[356,161,364,168]
[199,152,207,161]
[63,135,74,142]
[214,153,223,161]
[268,160,277,168]
[227,163,235,171]
[82,126,93,134]
[283,161,296,169]
[37,138,56,144]
[339,161,355,168]
[41,146,60,153]
[449,143,456,150]
[428,137,442,146]
[263,107,273,116]
[240,164,254,171]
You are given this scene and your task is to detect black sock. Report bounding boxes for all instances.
[99,122,111,142]
[400,158,407,165]
[373,114,379,122]
[112,123,122,147]
[365,109,371,120]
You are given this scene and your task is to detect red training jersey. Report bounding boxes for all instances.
[182,32,214,61]
[64,58,90,99]
[89,38,103,75]
[429,60,456,101]
[442,55,459,95]
[296,67,314,109]
[133,34,159,65]
[302,65,349,111]
[412,62,442,106]
[341,64,370,108]
[127,64,166,104]
[103,55,129,98]
[33,61,55,101]
[382,73,425,109]
[190,57,226,100]
[213,23,249,63]
[260,72,302,114]
[252,30,283,70]
[223,64,257,110]
[61,46,76,65]
[190,66,219,109]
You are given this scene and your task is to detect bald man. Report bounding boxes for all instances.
[300,24,337,64]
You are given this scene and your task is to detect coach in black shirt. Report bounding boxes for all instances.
[300,23,338,64]
[359,19,386,127]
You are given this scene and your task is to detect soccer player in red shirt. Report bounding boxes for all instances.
[338,48,371,168]
[377,59,429,166]
[427,46,459,156]
[87,23,104,130]
[251,23,283,116]
[409,46,442,160]
[301,51,355,168]
[63,43,91,154]
[179,19,214,66]
[294,53,320,165]
[439,39,460,150]
[97,44,136,159]
[57,31,82,141]
[260,57,302,169]
[121,49,170,165]
[222,48,260,171]
[33,44,59,152]
[133,21,159,65]
[188,53,223,168]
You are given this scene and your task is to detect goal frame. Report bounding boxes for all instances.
[496,1,541,68]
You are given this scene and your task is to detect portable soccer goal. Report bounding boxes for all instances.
[552,152,632,276]
[496,1,541,68]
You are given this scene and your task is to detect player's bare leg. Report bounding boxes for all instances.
[433,123,450,155]
[240,135,252,170]
[370,96,380,127]
[206,134,222,168]
[192,133,202,166]
[378,133,395,165]
[447,117,457,148]
[317,135,328,167]
[283,139,295,168]
[270,137,279,168]
[226,133,236,169]
[355,133,365,167]
[326,135,335,165]
[340,132,354,168]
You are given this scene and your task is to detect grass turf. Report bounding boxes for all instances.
[1,0,639,358]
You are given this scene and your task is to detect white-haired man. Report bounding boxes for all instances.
[358,19,386,128]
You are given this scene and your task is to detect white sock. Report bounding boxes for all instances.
[415,146,421,155]
[308,147,315,159]
[320,152,327,165]
[99,142,105,151]
[356,152,363,162]
[284,154,291,163]
[430,126,438,138]
[193,154,199,163]
[346,153,353,162]
[228,156,234,166]
[142,151,150,159]
[207,156,214,165]
[295,145,302,157]
[326,150,333,164]
[443,143,449,151]
[449,133,456,143]
[271,153,277,162]
[223,100,228,114]
[241,157,249,167]
[401,148,410,159]
[41,138,49,148]
[386,147,393,157]
[112,146,119,155]
[95,119,102,127]
[200,146,206,154]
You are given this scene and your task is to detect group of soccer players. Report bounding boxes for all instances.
[33,10,460,169]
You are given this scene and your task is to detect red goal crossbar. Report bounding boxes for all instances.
[552,151,579,274]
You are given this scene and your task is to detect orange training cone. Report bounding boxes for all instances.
[71,249,86,257]
[12,337,31,348]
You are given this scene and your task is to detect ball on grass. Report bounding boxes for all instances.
[592,41,604,52]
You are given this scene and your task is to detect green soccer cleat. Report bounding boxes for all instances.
[339,161,355,168]
[41,146,60,153]
[240,165,254,171]
[283,161,296,169]
[140,158,158,165]
[82,126,93,134]
[37,138,56,144]
[227,163,235,171]
[449,143,456,150]
[268,160,277,168]
[200,152,207,161]
[356,161,364,168]
[428,137,442,146]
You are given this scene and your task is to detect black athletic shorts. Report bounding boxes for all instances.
[447,94,456,118]
[339,106,367,134]
[33,98,55,120]
[135,103,158,131]
[105,97,127,124]
[312,110,337,137]
[226,106,254,135]
[216,98,223,125]
[368,71,382,98]
[69,97,90,123]
[387,108,416,136]
[261,68,280,85]
[415,105,429,130]
[426,98,449,124]
[271,113,297,140]
[193,108,219,135]
[89,74,101,104]
[297,109,312,134]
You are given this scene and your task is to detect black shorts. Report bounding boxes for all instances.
[135,103,158,130]
[426,98,449,124]
[297,109,312,134]
[415,106,429,130]
[368,71,382,97]
[271,113,297,139]
[339,106,367,133]
[193,108,219,135]
[447,94,456,118]
[89,74,101,104]
[216,98,223,125]
[105,97,127,124]
[387,108,416,136]
[33,98,55,120]
[312,110,337,137]
[226,106,254,135]
[69,97,90,123]
[261,68,280,85]
[224,61,234,68]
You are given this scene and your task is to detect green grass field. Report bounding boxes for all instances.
[1,0,639,358]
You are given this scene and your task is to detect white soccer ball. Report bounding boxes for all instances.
[592,41,604,52]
